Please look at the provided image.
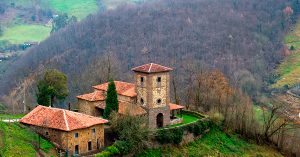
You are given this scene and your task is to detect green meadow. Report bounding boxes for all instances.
[0,122,55,157]
[0,25,51,44]
[42,0,99,20]
[272,19,300,88]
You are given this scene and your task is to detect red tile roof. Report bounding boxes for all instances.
[76,91,105,101]
[95,101,147,116]
[169,103,184,110]
[131,63,173,73]
[20,105,108,131]
[93,81,137,97]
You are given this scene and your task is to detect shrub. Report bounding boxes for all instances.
[193,123,203,136]
[156,129,171,144]
[114,140,131,155]
[95,150,112,157]
[156,128,184,144]
[172,128,184,144]
[290,45,295,50]
[106,145,120,155]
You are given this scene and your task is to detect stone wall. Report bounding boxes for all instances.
[78,99,103,117]
[26,124,105,156]
[27,125,64,147]
[62,125,105,156]
[150,72,170,108]
[147,107,170,129]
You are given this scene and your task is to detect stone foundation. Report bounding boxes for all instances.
[170,118,183,125]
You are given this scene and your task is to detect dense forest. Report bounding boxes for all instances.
[0,0,298,109]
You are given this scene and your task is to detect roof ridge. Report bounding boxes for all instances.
[91,91,97,101]
[148,63,153,72]
[63,110,70,131]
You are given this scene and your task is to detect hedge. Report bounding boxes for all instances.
[156,128,184,144]
[95,140,131,157]
[155,110,212,145]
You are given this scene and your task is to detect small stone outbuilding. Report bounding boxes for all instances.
[20,105,108,156]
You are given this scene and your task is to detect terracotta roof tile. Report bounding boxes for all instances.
[76,91,105,102]
[20,106,108,131]
[93,81,136,97]
[131,63,173,73]
[169,103,184,110]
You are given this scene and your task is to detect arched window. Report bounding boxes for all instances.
[157,99,162,104]
[141,98,144,104]
[157,77,161,82]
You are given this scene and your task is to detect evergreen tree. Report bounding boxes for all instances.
[36,69,68,107]
[104,80,118,118]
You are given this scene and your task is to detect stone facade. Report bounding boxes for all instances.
[135,71,171,128]
[78,99,103,117]
[27,124,105,156]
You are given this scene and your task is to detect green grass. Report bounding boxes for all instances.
[273,18,300,88]
[0,122,55,157]
[166,113,200,128]
[0,114,25,119]
[138,126,283,157]
[0,25,51,44]
[103,0,143,10]
[42,0,99,20]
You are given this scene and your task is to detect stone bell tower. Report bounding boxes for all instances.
[132,63,173,128]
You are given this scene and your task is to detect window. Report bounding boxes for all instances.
[45,131,49,136]
[140,98,144,104]
[157,77,161,87]
[92,128,96,135]
[140,77,144,83]
[157,77,161,82]
[157,99,162,104]
[75,145,79,155]
[88,141,92,151]
[74,133,78,138]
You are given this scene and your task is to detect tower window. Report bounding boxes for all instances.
[75,132,78,138]
[141,98,144,104]
[157,77,161,82]
[141,77,144,82]
[157,99,162,104]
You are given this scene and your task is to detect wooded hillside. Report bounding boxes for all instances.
[0,0,298,108]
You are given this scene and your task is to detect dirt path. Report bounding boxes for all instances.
[1,119,19,123]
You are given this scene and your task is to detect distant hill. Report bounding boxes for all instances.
[0,0,296,108]
[0,0,145,49]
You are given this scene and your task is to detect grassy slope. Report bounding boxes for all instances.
[42,0,99,20]
[139,127,283,157]
[0,122,56,157]
[273,19,300,88]
[0,25,51,44]
[0,113,25,119]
